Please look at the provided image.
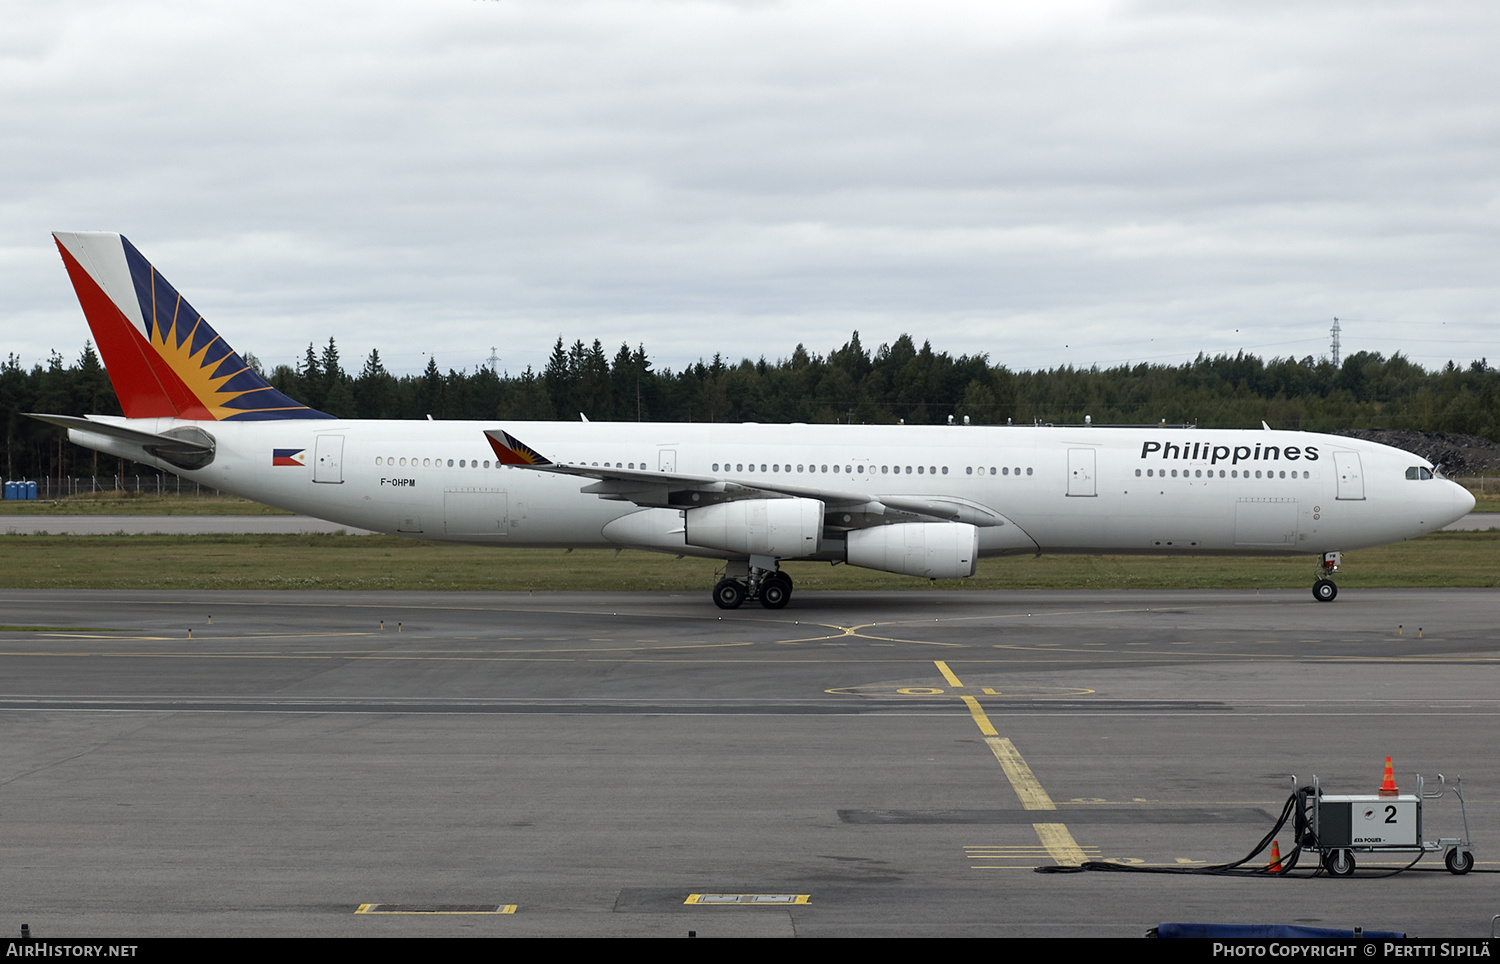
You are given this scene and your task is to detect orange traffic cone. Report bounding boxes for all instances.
[1268,840,1283,873]
[1379,756,1399,797]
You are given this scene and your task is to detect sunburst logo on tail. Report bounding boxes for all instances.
[127,242,328,420]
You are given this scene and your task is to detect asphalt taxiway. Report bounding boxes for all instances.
[2,587,1497,937]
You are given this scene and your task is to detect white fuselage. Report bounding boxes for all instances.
[69,418,1475,562]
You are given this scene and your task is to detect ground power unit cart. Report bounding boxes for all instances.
[1301,770,1475,877]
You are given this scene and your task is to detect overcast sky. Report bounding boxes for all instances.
[3,0,1497,380]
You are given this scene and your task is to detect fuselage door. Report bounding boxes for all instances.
[1334,451,1365,500]
[1067,448,1096,497]
[313,435,344,484]
[659,449,677,473]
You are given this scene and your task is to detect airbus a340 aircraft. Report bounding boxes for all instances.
[34,232,1475,608]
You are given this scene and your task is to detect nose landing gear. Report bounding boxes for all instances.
[1312,551,1341,603]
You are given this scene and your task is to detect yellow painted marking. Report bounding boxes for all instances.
[355,903,516,914]
[1061,798,1155,805]
[962,697,998,737]
[934,660,963,687]
[822,684,1102,699]
[984,737,1055,810]
[684,893,810,905]
[1032,823,1088,866]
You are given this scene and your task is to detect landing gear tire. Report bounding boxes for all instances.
[1313,578,1338,603]
[713,578,746,610]
[1323,849,1355,877]
[760,576,791,610]
[1445,848,1473,875]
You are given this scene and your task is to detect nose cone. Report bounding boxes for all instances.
[1455,482,1477,519]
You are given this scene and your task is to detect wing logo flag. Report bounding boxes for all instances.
[484,430,553,466]
[273,448,307,466]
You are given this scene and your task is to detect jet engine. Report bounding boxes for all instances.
[846,522,978,579]
[684,498,824,557]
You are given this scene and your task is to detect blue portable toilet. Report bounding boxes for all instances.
[25,480,38,500]
[3,481,14,500]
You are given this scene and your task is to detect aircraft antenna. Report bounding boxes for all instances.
[1330,317,1341,367]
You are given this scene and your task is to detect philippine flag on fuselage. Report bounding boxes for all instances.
[273,448,306,466]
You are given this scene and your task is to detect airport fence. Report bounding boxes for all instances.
[4,475,221,499]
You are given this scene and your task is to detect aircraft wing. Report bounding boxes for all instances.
[483,429,1005,528]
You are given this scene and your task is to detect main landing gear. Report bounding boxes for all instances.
[712,560,792,610]
[1312,551,1341,603]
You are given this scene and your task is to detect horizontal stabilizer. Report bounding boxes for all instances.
[27,414,216,470]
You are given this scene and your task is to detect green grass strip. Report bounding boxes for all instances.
[0,530,1494,592]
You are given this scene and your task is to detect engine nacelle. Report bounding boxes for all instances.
[684,498,824,558]
[846,522,978,579]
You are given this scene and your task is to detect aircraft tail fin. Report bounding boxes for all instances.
[52,232,331,421]
[484,430,554,465]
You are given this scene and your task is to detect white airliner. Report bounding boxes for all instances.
[34,231,1475,608]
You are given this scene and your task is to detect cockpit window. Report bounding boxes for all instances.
[1406,466,1434,480]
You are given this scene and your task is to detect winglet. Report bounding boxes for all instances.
[484,429,554,466]
[52,231,331,421]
